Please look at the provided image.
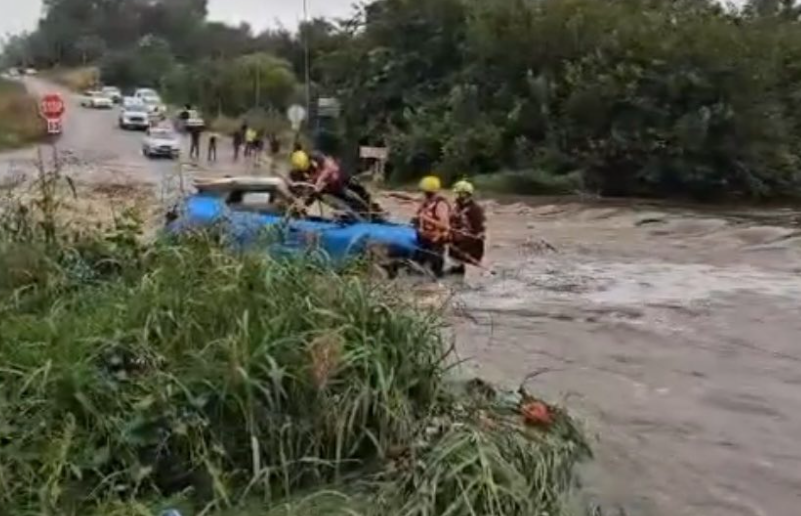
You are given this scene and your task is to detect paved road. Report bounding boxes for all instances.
[0,77,244,194]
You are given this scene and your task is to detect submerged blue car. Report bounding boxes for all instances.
[165,177,421,269]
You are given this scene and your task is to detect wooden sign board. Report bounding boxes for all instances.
[359,146,389,160]
[359,146,389,183]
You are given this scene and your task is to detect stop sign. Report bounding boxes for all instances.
[40,93,65,120]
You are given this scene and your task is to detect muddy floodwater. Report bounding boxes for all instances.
[437,199,801,516]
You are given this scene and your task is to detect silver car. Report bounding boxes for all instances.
[80,90,114,109]
[119,102,150,130]
[142,127,180,159]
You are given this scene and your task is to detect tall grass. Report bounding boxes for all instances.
[44,67,100,92]
[0,79,45,150]
[0,151,593,516]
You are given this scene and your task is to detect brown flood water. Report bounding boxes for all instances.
[392,196,801,516]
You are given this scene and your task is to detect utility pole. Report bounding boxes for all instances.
[303,0,312,118]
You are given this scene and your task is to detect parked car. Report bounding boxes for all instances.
[102,86,122,104]
[142,127,180,159]
[119,101,150,130]
[164,177,419,273]
[174,108,206,133]
[79,90,114,109]
[134,88,167,118]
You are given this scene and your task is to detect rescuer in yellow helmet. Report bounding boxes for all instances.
[411,175,451,278]
[449,179,486,276]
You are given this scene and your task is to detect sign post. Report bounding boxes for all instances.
[39,93,65,135]
[359,146,390,184]
[287,104,307,132]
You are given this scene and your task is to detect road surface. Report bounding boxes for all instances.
[0,77,245,201]
[3,79,801,516]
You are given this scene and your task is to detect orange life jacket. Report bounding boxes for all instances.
[416,195,451,242]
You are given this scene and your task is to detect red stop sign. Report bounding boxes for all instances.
[40,93,65,120]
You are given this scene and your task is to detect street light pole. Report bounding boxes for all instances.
[303,0,312,118]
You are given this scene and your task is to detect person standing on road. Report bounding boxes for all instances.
[448,180,486,275]
[188,125,202,160]
[232,125,245,161]
[207,133,218,162]
[245,127,257,157]
[412,176,451,278]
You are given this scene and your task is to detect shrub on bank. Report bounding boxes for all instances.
[327,0,801,200]
[0,79,45,150]
[44,67,100,91]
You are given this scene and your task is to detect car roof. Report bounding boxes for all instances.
[193,176,291,196]
[148,127,175,135]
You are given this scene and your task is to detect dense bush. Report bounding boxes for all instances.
[0,80,45,150]
[161,53,299,119]
[325,0,801,199]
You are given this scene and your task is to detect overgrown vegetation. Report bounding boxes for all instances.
[0,79,45,150]
[44,66,100,91]
[9,0,800,198]
[0,152,591,515]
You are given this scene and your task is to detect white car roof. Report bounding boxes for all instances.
[193,176,290,195]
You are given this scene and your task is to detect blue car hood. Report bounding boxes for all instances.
[167,194,419,262]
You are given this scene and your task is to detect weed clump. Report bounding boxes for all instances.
[0,79,45,150]
[0,158,592,516]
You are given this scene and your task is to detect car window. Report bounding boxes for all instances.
[149,129,174,139]
[228,192,277,212]
[125,104,147,113]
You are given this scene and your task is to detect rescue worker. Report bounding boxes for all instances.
[232,124,245,161]
[448,180,486,275]
[304,151,385,220]
[412,176,451,278]
[245,127,257,157]
[289,149,312,193]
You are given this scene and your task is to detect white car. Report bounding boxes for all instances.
[102,86,122,104]
[175,109,206,132]
[134,88,161,105]
[80,90,114,109]
[119,101,151,130]
[142,127,180,159]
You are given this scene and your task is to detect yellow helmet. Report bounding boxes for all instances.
[291,150,310,171]
[452,180,475,195]
[419,175,442,193]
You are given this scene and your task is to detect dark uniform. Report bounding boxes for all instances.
[449,197,486,275]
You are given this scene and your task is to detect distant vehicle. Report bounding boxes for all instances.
[134,89,166,118]
[79,90,114,109]
[102,86,122,104]
[122,96,142,108]
[142,127,180,159]
[24,68,37,76]
[134,88,158,99]
[174,108,206,133]
[119,102,150,130]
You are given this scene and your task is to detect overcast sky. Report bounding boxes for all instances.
[0,0,356,39]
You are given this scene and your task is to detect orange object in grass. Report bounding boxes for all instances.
[521,400,554,426]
